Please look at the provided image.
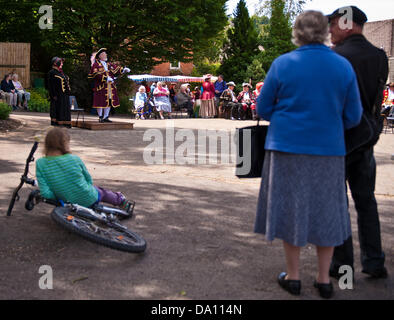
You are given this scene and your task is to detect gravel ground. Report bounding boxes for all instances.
[0,112,393,300]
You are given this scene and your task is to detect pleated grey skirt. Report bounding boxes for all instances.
[254,151,351,247]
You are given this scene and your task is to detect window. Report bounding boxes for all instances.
[170,61,181,69]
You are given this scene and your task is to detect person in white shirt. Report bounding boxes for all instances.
[135,86,148,119]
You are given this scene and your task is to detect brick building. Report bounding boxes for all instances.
[151,61,194,76]
[363,19,394,82]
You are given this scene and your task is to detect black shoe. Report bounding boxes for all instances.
[103,117,112,123]
[277,272,301,296]
[329,268,342,280]
[99,117,104,123]
[362,267,388,279]
[314,280,334,299]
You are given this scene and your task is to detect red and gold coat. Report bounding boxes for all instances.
[382,89,389,104]
[88,60,124,108]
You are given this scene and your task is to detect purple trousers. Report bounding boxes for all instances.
[94,186,125,206]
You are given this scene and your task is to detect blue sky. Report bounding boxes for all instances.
[226,0,394,22]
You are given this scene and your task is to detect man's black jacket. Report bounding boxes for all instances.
[334,34,388,152]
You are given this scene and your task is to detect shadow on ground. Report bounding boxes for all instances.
[0,114,393,300]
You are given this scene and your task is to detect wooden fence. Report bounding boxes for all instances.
[0,42,31,88]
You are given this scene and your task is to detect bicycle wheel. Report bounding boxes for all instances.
[51,207,146,253]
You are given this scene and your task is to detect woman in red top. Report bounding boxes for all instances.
[199,74,216,118]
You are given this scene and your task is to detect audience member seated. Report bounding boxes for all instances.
[169,83,177,105]
[382,82,394,116]
[12,73,30,110]
[135,85,148,119]
[153,82,172,119]
[219,81,240,120]
[176,84,194,118]
[237,83,257,120]
[1,74,18,110]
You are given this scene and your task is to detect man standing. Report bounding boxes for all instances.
[88,48,130,122]
[328,6,388,279]
[214,75,227,114]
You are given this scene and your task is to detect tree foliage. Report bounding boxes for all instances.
[259,0,296,72]
[0,0,228,108]
[251,14,270,39]
[257,0,311,22]
[219,0,260,85]
[0,0,228,74]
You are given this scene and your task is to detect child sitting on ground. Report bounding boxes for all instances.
[36,127,134,212]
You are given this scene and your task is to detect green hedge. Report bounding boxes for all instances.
[117,95,134,114]
[29,88,50,113]
[0,102,12,120]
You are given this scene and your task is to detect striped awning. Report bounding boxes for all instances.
[127,74,218,83]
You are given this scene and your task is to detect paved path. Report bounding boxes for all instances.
[0,112,393,300]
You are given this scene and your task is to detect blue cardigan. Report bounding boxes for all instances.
[257,44,363,156]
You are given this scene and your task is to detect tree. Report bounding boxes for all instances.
[259,0,296,72]
[191,26,227,77]
[219,0,260,85]
[0,0,228,108]
[0,0,228,73]
[257,0,311,22]
[251,14,270,39]
[245,58,266,87]
[0,1,53,72]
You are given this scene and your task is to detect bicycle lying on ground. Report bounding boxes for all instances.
[7,141,147,253]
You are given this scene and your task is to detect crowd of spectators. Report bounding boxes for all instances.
[0,73,30,110]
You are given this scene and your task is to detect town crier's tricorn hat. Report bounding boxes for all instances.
[95,48,107,60]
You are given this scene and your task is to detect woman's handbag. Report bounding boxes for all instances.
[235,120,268,178]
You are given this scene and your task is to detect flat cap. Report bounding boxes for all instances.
[327,6,368,26]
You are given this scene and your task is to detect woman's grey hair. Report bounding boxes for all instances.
[292,10,329,47]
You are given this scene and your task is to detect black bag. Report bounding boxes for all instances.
[235,120,268,178]
[345,91,385,154]
[345,112,375,154]
[345,63,386,154]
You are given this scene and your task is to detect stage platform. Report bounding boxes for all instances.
[71,120,134,130]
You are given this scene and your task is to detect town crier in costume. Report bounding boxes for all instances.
[88,48,130,122]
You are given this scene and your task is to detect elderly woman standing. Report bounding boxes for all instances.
[153,81,171,119]
[199,74,216,118]
[254,11,363,299]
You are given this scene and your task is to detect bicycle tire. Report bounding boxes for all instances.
[51,207,146,253]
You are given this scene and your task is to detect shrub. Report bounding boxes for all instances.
[0,102,12,120]
[117,95,134,114]
[29,88,50,113]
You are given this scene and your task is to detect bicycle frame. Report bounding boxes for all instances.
[8,141,133,228]
[7,141,39,216]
